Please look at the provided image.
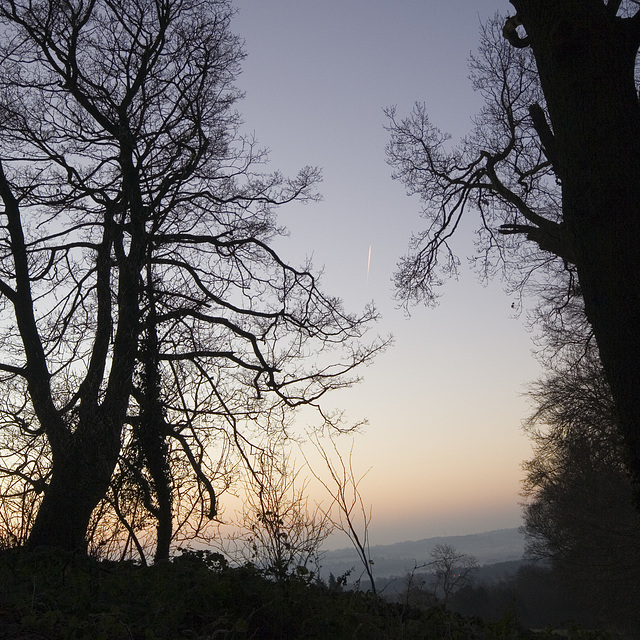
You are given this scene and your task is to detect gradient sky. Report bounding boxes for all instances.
[229,0,540,548]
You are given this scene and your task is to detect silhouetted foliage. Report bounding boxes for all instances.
[430,544,479,608]
[453,563,588,630]
[522,346,640,637]
[0,547,543,640]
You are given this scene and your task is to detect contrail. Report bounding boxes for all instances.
[367,245,372,282]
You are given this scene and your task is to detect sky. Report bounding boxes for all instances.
[228,0,541,549]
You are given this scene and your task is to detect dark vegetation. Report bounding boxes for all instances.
[383,562,627,634]
[0,548,615,640]
[520,348,640,637]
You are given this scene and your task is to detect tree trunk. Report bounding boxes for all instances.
[140,415,173,563]
[140,276,174,564]
[153,480,173,563]
[27,422,122,552]
[512,1,640,502]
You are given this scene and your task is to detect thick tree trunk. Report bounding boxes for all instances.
[152,467,173,563]
[27,423,121,552]
[512,1,640,502]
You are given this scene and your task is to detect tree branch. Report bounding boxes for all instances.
[529,103,562,178]
[169,430,217,519]
[0,161,64,438]
[482,151,575,262]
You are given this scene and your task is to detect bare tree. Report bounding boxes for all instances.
[0,0,384,554]
[386,3,640,510]
[429,544,478,609]
[400,561,438,611]
[229,444,333,581]
[386,16,564,311]
[305,435,376,593]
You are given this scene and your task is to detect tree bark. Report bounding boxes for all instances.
[27,421,122,552]
[511,0,640,502]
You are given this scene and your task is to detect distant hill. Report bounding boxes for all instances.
[319,528,526,579]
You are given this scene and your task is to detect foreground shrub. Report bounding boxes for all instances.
[0,548,568,639]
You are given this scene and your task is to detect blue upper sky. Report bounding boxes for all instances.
[229,0,539,547]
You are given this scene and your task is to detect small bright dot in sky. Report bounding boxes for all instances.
[232,0,538,548]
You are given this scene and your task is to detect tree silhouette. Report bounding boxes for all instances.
[0,0,383,554]
[522,346,640,633]
[386,2,640,508]
[231,445,332,581]
[430,544,478,608]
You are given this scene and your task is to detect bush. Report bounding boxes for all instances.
[0,548,566,639]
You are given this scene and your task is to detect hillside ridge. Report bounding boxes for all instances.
[320,527,526,578]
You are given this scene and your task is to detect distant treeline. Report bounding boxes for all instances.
[374,561,628,633]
